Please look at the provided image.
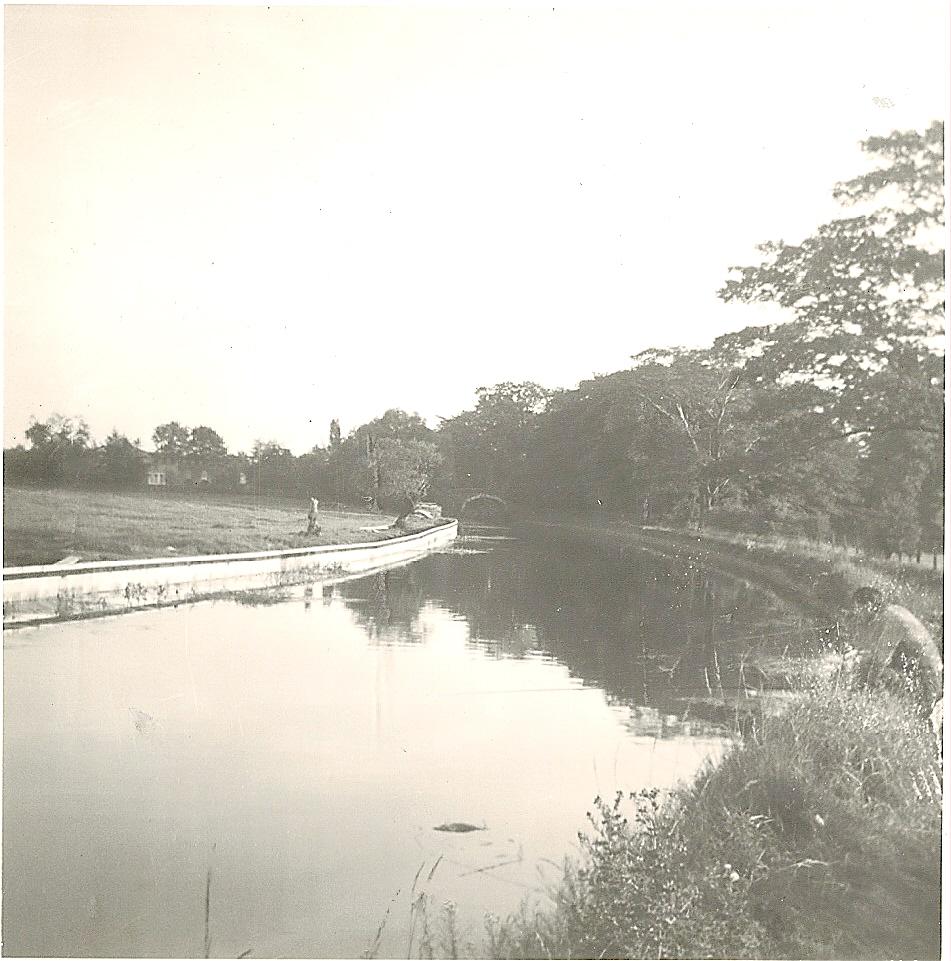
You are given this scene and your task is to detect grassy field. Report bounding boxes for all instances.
[2,487,413,566]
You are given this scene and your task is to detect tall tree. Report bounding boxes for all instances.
[99,430,144,488]
[187,426,228,458]
[717,121,944,430]
[152,421,190,456]
[374,438,442,520]
[439,382,551,497]
[327,409,435,508]
[624,349,765,526]
[716,122,944,549]
[522,375,642,510]
[249,440,294,495]
[23,414,93,486]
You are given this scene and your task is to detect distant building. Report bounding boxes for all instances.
[144,454,249,493]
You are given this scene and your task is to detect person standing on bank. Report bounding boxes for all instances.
[306,497,320,535]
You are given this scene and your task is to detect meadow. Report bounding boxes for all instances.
[2,487,404,566]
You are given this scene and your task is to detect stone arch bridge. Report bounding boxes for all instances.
[454,491,509,518]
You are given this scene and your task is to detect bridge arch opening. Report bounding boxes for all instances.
[459,493,508,519]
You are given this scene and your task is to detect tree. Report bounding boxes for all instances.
[24,420,52,450]
[718,121,943,430]
[187,426,227,458]
[249,440,295,495]
[152,421,190,456]
[717,121,944,551]
[325,418,343,500]
[438,382,552,498]
[859,423,938,557]
[358,409,433,443]
[324,409,436,508]
[520,376,642,510]
[99,430,144,488]
[623,349,762,526]
[252,440,292,462]
[374,438,442,522]
[25,413,91,450]
[22,414,93,486]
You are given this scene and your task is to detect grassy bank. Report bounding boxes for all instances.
[519,511,944,643]
[453,513,943,960]
[488,674,941,960]
[3,487,412,566]
[683,524,944,641]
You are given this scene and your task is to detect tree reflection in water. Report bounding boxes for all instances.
[332,527,824,734]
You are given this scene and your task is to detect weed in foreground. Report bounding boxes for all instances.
[487,675,941,960]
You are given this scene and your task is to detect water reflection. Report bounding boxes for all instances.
[3,527,816,958]
[337,527,820,730]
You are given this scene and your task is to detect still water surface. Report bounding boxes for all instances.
[3,527,814,957]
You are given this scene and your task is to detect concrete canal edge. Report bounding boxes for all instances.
[2,519,458,629]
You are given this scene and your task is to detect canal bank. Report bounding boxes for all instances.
[2,518,458,628]
[484,671,942,960]
[473,515,944,960]
[515,513,944,641]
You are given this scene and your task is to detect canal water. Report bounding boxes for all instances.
[3,526,818,957]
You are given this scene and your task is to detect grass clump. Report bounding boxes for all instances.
[490,675,941,960]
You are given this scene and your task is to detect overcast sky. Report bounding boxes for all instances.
[5,2,947,453]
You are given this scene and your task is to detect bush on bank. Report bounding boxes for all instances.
[487,675,941,960]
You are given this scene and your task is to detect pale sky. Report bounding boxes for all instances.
[5,2,948,453]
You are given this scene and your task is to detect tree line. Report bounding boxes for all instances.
[436,122,944,558]
[2,408,444,509]
[4,122,943,557]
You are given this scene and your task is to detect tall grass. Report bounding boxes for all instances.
[486,674,941,960]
